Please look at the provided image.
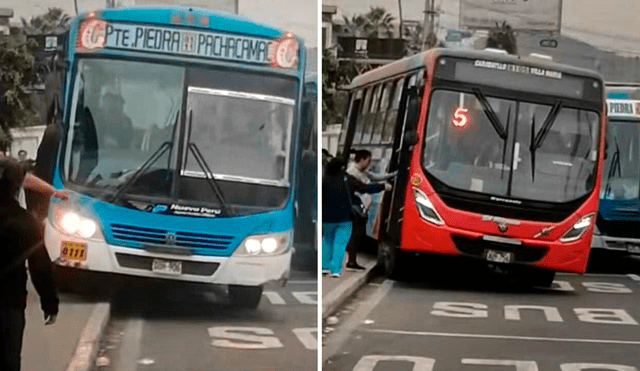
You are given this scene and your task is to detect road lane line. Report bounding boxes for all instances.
[322,279,394,363]
[365,329,640,345]
[114,318,145,371]
[628,274,640,282]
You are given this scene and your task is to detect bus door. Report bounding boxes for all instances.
[384,72,424,243]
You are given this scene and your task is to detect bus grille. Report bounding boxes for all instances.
[451,234,549,263]
[110,223,234,250]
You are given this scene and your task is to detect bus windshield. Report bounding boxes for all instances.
[65,58,184,198]
[601,118,640,200]
[423,89,599,203]
[64,58,296,206]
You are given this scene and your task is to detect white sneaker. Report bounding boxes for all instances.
[331,273,341,278]
[322,270,330,275]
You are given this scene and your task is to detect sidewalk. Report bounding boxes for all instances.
[22,280,110,371]
[322,251,378,320]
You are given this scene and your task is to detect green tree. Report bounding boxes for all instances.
[343,6,396,38]
[0,30,39,151]
[486,21,517,55]
[322,48,358,130]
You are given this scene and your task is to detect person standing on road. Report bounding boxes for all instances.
[345,149,396,270]
[323,157,390,277]
[0,159,59,371]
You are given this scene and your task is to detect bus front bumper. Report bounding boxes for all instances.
[401,221,591,274]
[591,233,640,254]
[44,220,291,287]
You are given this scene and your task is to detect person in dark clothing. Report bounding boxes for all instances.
[0,159,59,371]
[322,157,390,277]
[25,114,65,225]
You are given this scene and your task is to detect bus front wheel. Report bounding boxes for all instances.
[228,285,263,309]
[379,241,406,280]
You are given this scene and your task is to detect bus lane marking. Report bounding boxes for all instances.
[262,291,318,305]
[431,302,638,324]
[292,328,317,350]
[208,327,283,349]
[548,281,634,293]
[462,359,538,371]
[560,364,638,371]
[353,355,435,371]
[350,357,638,371]
[291,291,317,305]
[364,329,640,345]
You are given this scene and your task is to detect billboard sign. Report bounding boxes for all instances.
[459,0,562,32]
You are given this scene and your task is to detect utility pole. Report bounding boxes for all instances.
[421,0,436,50]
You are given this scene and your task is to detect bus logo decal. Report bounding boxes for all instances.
[411,174,422,186]
[482,215,520,233]
[165,233,177,245]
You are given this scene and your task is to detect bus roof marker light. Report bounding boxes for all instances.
[271,34,299,69]
[78,18,107,50]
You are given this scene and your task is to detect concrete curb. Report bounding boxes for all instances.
[65,302,111,371]
[322,260,378,320]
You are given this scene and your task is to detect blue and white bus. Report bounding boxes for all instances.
[593,83,640,257]
[44,6,306,308]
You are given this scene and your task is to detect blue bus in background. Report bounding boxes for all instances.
[292,72,317,270]
[593,83,640,257]
[44,6,306,308]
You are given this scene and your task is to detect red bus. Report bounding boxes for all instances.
[338,48,606,286]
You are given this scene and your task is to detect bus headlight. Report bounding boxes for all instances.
[234,230,292,256]
[560,214,594,243]
[52,204,101,239]
[413,188,444,225]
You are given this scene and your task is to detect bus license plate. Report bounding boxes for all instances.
[484,249,513,263]
[152,259,182,275]
[61,241,87,261]
[627,244,640,254]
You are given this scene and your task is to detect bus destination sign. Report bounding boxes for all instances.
[474,60,562,79]
[102,22,272,64]
[607,99,640,118]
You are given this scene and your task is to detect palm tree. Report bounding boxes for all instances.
[343,7,396,38]
[21,7,71,35]
[486,21,518,55]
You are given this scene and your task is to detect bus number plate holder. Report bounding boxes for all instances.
[484,249,513,263]
[152,259,182,275]
[61,241,87,262]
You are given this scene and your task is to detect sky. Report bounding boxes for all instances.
[323,0,640,55]
[2,0,318,48]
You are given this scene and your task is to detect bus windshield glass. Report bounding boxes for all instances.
[64,58,296,204]
[183,87,294,186]
[601,118,640,200]
[423,90,599,203]
[65,58,184,198]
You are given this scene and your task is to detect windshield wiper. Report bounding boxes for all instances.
[184,109,232,215]
[528,100,563,181]
[473,88,508,139]
[603,137,622,199]
[109,111,180,205]
[472,88,509,178]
